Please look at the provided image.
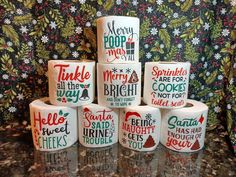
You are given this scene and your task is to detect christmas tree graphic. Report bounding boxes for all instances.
[191,139,200,150]
[128,70,139,83]
[143,135,156,148]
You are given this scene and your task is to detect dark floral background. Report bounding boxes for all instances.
[0,0,235,153]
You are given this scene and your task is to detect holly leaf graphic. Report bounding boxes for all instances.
[67,98,73,102]
[80,84,84,88]
[64,113,69,117]
[57,98,61,101]
[87,84,90,88]
[59,110,63,116]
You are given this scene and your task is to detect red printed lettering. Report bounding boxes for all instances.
[34,112,65,131]
[54,64,90,82]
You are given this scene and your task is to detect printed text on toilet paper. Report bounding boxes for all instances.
[102,68,139,106]
[54,64,91,103]
[82,108,115,145]
[103,20,138,62]
[33,111,71,149]
[165,115,204,151]
[151,66,188,107]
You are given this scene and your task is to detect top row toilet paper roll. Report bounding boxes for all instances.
[97,16,140,63]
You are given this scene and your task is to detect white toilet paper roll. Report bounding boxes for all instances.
[97,63,141,108]
[78,104,119,147]
[119,105,161,151]
[143,62,191,108]
[97,16,140,63]
[48,60,95,107]
[160,99,208,152]
[29,97,78,151]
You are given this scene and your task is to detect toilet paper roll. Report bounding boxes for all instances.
[78,104,119,147]
[119,105,161,151]
[29,97,78,151]
[97,63,141,108]
[143,62,191,108]
[97,16,140,63]
[160,99,208,152]
[48,60,95,107]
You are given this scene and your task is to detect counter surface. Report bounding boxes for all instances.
[0,123,235,177]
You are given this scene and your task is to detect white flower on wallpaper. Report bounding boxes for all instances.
[222,29,230,36]
[79,0,86,4]
[8,106,16,113]
[132,0,138,6]
[173,28,180,36]
[192,37,200,45]
[70,6,77,13]
[230,0,236,6]
[17,93,24,100]
[41,35,49,43]
[203,23,210,30]
[49,21,57,29]
[20,26,29,34]
[54,0,61,4]
[156,0,163,5]
[147,7,153,13]
[75,26,83,34]
[150,28,158,35]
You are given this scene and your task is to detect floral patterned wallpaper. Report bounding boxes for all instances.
[0,0,235,153]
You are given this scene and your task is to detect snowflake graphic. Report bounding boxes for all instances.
[145,113,152,120]
[120,69,123,73]
[126,68,131,74]
[112,68,117,73]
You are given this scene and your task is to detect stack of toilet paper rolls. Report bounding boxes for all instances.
[143,62,208,152]
[30,59,121,151]
[30,60,97,151]
[97,16,163,152]
[97,16,153,152]
[97,16,141,108]
[29,15,208,153]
